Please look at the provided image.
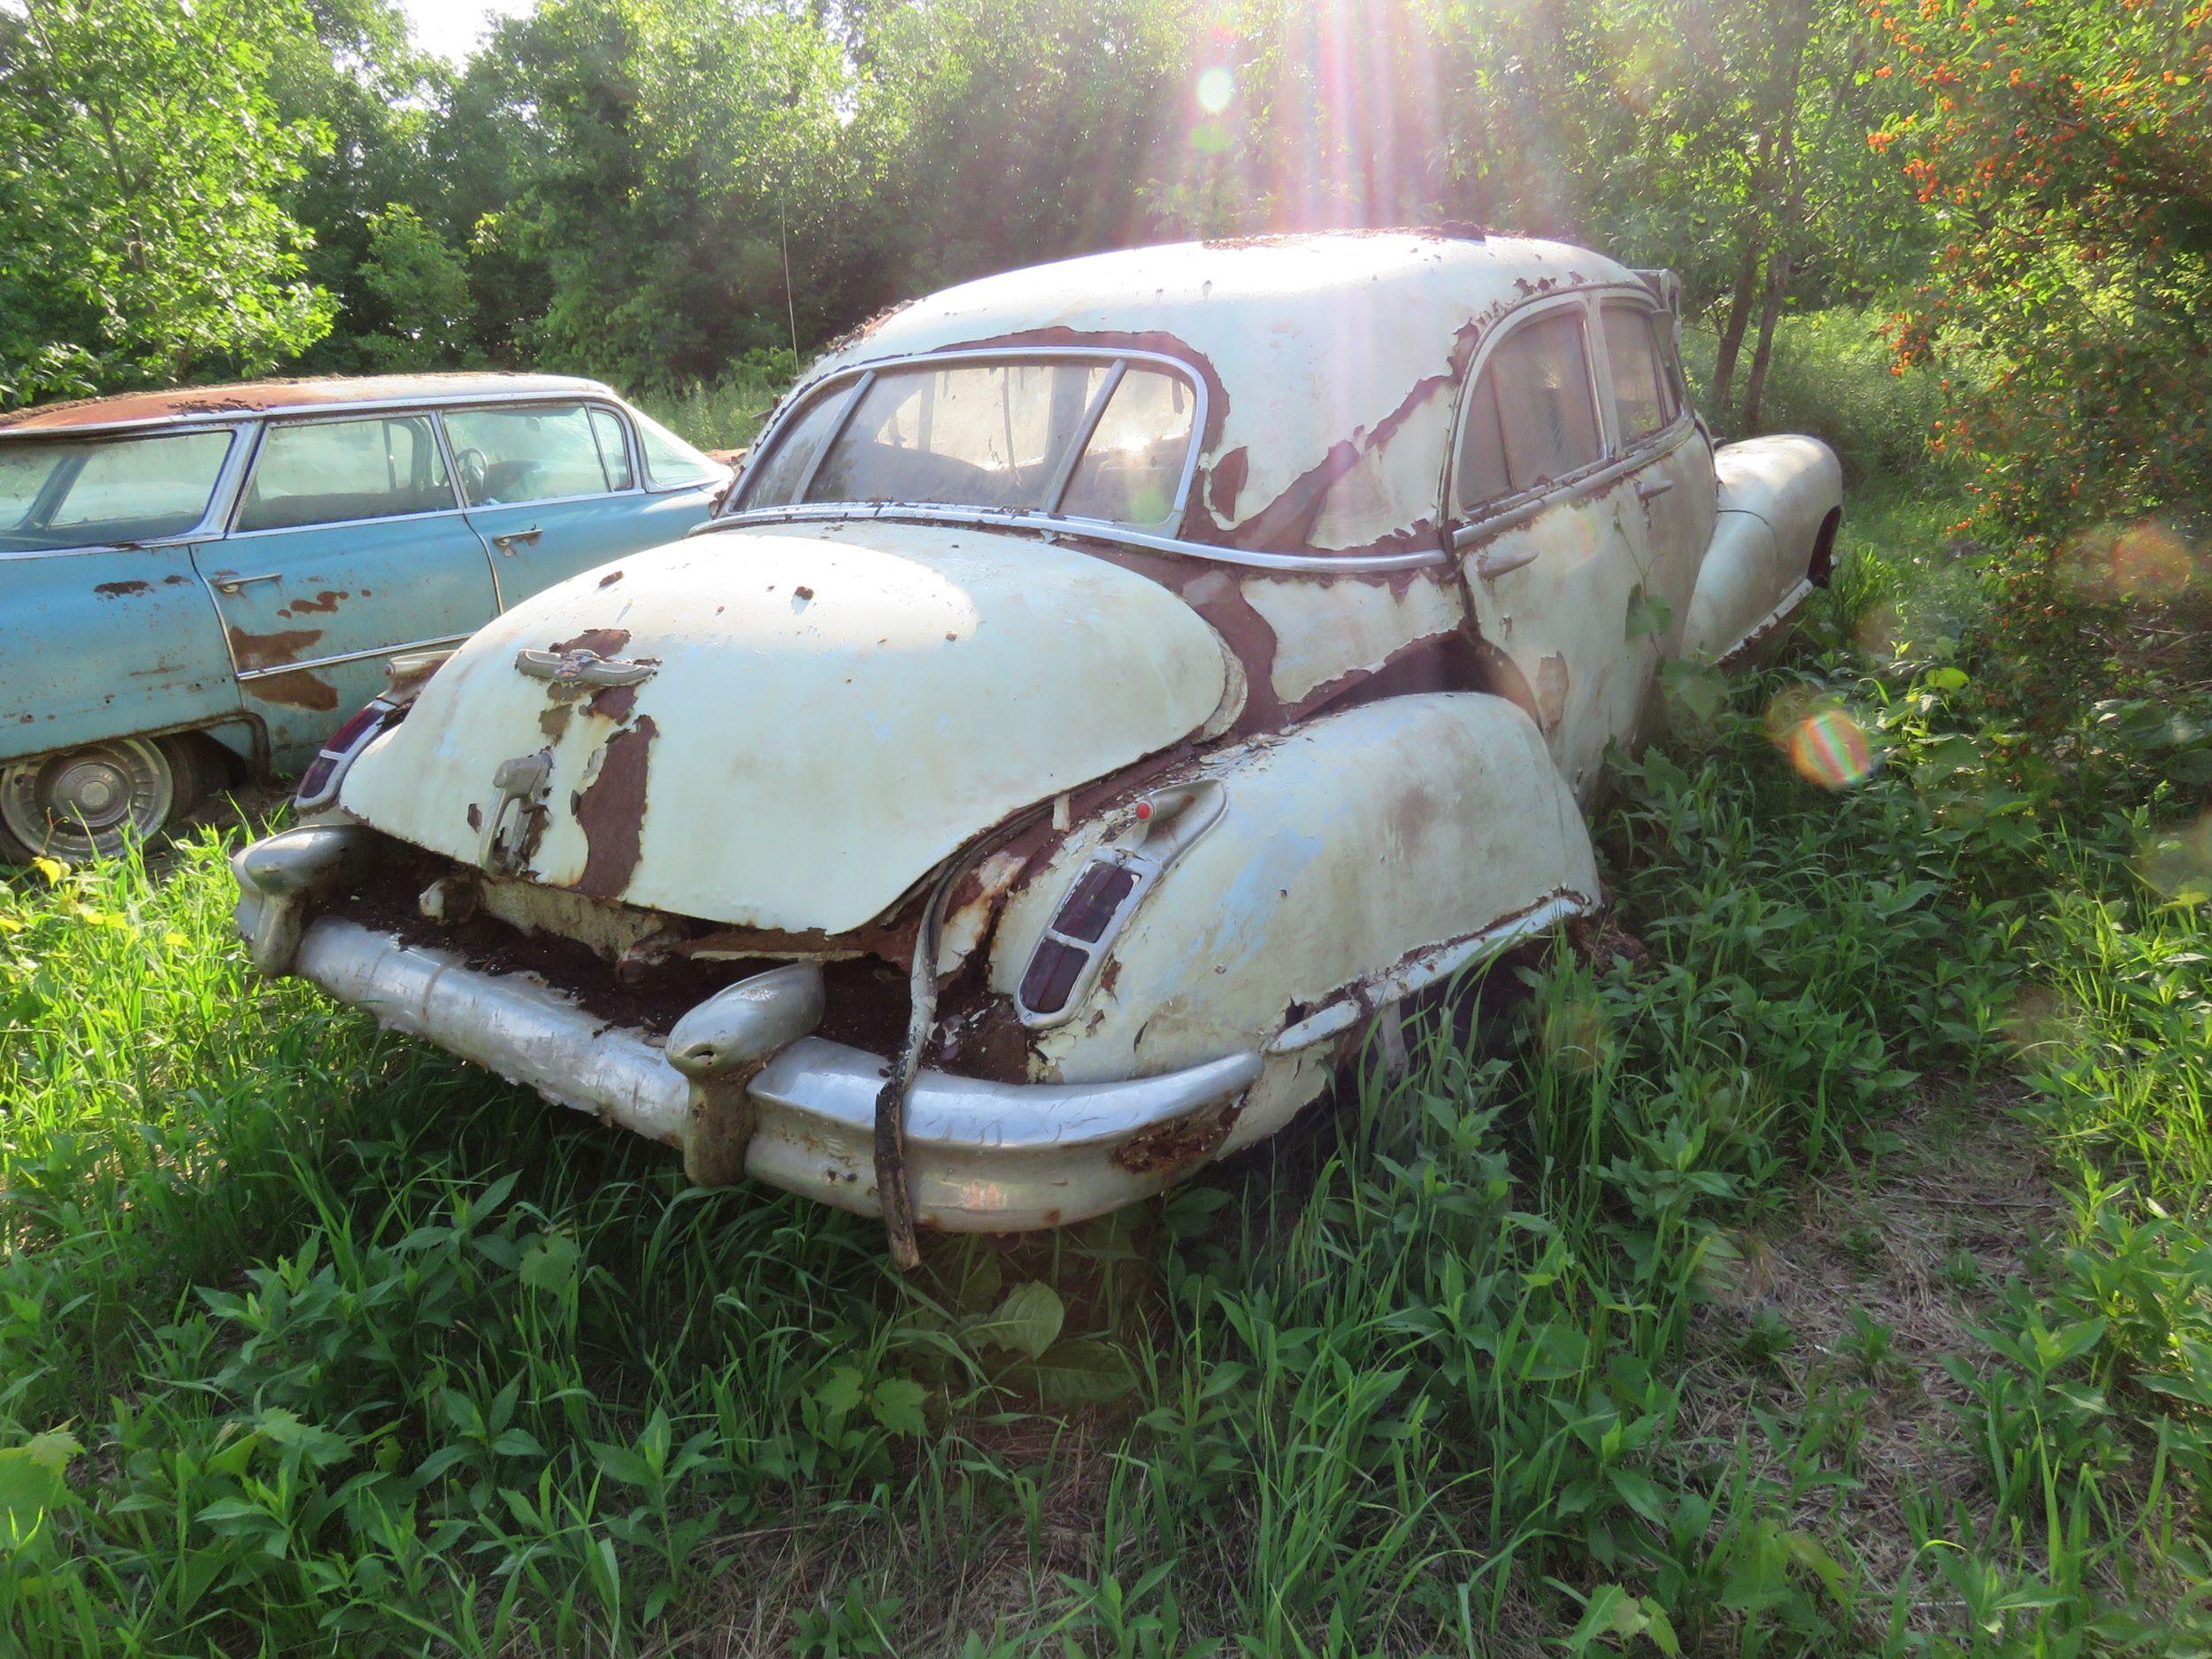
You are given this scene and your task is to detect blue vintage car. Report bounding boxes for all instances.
[0,373,732,859]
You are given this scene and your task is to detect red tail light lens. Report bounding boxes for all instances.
[296,697,400,810]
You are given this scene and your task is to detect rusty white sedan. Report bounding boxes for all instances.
[233,230,1839,1256]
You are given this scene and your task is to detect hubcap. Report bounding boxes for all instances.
[0,737,176,862]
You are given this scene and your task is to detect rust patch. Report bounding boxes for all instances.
[1533,654,1570,730]
[227,624,324,671]
[93,580,150,597]
[538,703,572,741]
[246,669,339,711]
[1208,447,1248,519]
[163,573,190,585]
[586,682,638,723]
[465,802,483,833]
[570,715,657,898]
[279,589,348,617]
[1110,1102,1241,1178]
[548,626,632,657]
[597,570,623,588]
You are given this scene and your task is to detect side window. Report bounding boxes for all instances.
[442,403,627,506]
[588,407,635,491]
[1454,375,1512,512]
[1058,366,1195,527]
[633,410,723,488]
[1455,311,1605,514]
[1602,305,1670,445]
[235,416,452,533]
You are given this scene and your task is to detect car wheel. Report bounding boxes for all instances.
[0,734,204,864]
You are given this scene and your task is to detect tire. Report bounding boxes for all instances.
[0,733,213,864]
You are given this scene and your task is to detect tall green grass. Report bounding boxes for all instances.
[4,507,2210,1653]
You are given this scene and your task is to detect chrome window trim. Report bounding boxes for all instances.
[733,345,1209,529]
[1446,282,1698,549]
[235,632,477,682]
[0,423,251,556]
[0,383,621,441]
[696,501,1449,574]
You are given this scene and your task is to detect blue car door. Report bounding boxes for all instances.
[199,411,499,764]
[442,401,710,603]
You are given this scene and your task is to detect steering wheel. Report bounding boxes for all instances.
[454,447,490,503]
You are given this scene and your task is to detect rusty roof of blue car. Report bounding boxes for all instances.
[0,373,618,434]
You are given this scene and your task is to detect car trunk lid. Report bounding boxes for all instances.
[339,519,1233,933]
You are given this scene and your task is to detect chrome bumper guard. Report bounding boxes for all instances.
[235,830,1259,1231]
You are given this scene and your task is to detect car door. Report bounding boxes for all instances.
[443,400,707,602]
[1595,298,1717,661]
[1449,298,1649,799]
[201,410,498,765]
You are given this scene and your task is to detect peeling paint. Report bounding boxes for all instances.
[245,668,340,711]
[570,715,658,898]
[227,624,325,671]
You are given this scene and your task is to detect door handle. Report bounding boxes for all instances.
[1635,476,1677,502]
[211,572,281,595]
[1474,543,1541,580]
[492,527,543,555]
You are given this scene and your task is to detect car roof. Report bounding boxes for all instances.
[0,373,618,436]
[797,230,1653,558]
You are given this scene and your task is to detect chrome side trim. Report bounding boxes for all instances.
[698,503,1451,574]
[286,915,1263,1232]
[1717,579,1814,666]
[1267,892,1590,1053]
[235,633,476,682]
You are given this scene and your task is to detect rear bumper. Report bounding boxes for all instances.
[286,915,1259,1232]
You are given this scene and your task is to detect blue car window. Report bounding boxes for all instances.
[632,410,720,488]
[444,403,623,506]
[235,415,453,533]
[0,429,232,551]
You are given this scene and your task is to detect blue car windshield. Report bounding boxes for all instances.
[0,429,234,552]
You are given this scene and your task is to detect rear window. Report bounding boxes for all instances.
[0,429,234,551]
[740,356,1199,530]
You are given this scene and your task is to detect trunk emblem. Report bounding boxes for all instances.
[515,647,658,700]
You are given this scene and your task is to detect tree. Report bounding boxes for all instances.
[357,204,475,368]
[0,0,335,398]
[1873,0,2212,528]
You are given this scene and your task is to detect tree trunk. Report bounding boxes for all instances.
[1717,0,1816,426]
[1739,247,1793,432]
[1709,223,1766,422]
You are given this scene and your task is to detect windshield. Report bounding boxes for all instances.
[0,429,234,551]
[738,356,1198,530]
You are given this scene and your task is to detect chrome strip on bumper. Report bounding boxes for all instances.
[291,916,1260,1232]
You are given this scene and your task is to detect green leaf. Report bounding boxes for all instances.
[869,1377,929,1436]
[969,1280,1065,1360]
[1014,1339,1138,1407]
[518,1231,581,1294]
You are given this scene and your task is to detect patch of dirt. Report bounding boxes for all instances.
[1679,1082,2066,1632]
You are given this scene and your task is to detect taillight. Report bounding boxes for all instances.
[296,697,401,810]
[1015,781,1226,1026]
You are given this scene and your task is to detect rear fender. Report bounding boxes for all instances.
[991,692,1600,1148]
[1682,435,1843,662]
